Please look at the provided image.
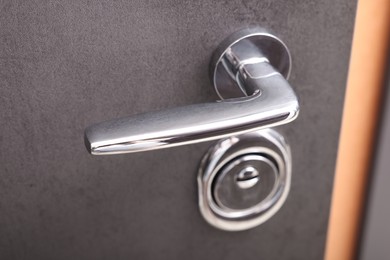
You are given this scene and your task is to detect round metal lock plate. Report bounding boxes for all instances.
[198,129,291,231]
[213,154,279,211]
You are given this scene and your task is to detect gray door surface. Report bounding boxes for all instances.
[0,1,356,259]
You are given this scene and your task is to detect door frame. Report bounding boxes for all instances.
[325,0,390,259]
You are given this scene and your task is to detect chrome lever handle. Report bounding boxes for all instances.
[84,28,299,155]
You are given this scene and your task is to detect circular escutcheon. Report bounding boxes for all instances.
[213,154,279,211]
[198,128,291,231]
[209,27,292,100]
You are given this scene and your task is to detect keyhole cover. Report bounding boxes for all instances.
[213,154,279,211]
[198,129,291,231]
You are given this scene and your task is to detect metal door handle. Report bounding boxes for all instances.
[84,28,299,155]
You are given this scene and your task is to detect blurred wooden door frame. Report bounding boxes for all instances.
[325,0,390,259]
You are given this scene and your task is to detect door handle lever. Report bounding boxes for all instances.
[84,28,299,155]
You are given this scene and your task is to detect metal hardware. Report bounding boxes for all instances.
[84,27,299,155]
[213,154,278,210]
[198,129,291,231]
[236,166,260,189]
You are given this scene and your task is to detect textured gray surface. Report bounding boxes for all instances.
[0,1,355,259]
[360,62,390,260]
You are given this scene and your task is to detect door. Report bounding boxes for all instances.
[0,1,356,259]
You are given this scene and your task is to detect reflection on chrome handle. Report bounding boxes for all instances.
[84,28,299,155]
